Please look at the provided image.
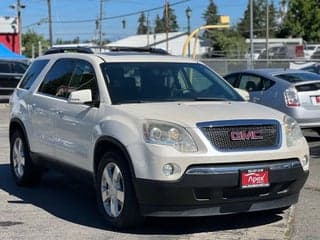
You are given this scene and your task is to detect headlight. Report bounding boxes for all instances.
[283,115,303,147]
[143,120,198,152]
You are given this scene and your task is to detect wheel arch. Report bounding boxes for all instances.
[9,118,30,149]
[93,136,136,179]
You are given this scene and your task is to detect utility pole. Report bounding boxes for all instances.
[147,13,150,46]
[266,0,269,66]
[10,0,25,54]
[17,0,23,54]
[165,0,169,52]
[186,6,192,57]
[47,0,53,48]
[99,0,105,52]
[250,0,254,69]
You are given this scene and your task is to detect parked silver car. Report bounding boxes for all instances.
[225,69,320,133]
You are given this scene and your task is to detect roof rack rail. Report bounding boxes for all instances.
[107,46,169,55]
[44,46,94,55]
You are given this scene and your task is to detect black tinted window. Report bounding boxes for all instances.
[67,61,99,100]
[13,62,28,73]
[0,62,11,73]
[20,60,49,90]
[39,59,98,100]
[224,74,238,86]
[38,59,74,97]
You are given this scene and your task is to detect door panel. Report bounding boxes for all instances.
[54,102,98,169]
[28,95,57,158]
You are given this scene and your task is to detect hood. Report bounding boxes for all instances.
[114,101,285,128]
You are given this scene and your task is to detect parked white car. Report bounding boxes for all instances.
[9,47,309,229]
[304,44,320,59]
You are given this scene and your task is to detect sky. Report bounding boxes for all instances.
[0,0,281,42]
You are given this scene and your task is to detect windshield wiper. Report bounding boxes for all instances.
[193,97,228,101]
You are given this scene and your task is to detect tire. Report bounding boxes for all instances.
[96,151,143,229]
[10,130,42,186]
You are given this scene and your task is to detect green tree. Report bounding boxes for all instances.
[203,0,219,25]
[237,0,278,39]
[279,0,320,41]
[201,0,246,58]
[154,3,179,33]
[137,12,148,35]
[202,0,219,39]
[22,29,49,58]
[154,14,164,33]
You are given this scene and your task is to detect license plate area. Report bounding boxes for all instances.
[241,168,270,188]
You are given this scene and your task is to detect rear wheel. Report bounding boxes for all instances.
[96,151,142,229]
[10,130,42,186]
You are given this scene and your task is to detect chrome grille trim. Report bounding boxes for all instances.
[186,159,301,175]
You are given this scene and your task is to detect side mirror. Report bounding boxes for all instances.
[235,88,250,101]
[68,89,92,104]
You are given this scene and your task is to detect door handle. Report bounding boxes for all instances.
[252,97,261,102]
[56,110,64,118]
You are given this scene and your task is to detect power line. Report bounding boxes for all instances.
[49,0,189,24]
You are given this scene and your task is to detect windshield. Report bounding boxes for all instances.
[275,72,320,83]
[101,62,242,104]
[306,46,316,50]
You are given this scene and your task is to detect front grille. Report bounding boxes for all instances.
[198,121,280,151]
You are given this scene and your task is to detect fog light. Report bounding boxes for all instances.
[162,163,174,176]
[301,155,309,170]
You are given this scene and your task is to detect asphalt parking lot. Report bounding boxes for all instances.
[0,104,319,240]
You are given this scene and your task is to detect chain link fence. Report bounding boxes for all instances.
[201,58,320,76]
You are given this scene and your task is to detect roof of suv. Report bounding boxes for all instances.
[40,46,196,63]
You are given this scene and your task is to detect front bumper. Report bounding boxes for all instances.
[134,158,308,217]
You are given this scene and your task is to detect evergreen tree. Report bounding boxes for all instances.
[201,0,246,58]
[154,3,179,33]
[162,2,179,32]
[137,12,148,35]
[203,0,219,25]
[279,0,320,41]
[237,0,278,39]
[202,0,219,39]
[268,1,278,38]
[154,14,164,33]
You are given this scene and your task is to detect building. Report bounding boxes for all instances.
[107,32,209,56]
[0,16,20,54]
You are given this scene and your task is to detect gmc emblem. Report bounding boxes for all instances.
[230,130,264,141]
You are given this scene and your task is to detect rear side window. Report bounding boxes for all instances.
[238,74,275,92]
[0,61,11,73]
[224,74,239,87]
[19,60,49,90]
[13,62,28,73]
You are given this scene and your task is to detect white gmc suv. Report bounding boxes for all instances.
[9,47,309,229]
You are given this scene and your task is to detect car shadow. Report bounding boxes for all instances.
[0,163,284,235]
[304,132,320,157]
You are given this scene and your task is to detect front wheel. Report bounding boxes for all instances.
[96,151,142,229]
